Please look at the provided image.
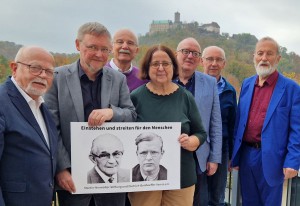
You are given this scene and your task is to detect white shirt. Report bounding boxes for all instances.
[95,166,117,183]
[11,76,49,146]
[109,58,133,74]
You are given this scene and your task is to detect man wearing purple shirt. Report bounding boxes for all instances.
[106,29,148,92]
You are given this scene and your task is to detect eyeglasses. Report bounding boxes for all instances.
[138,151,160,158]
[177,49,201,58]
[16,62,55,78]
[114,40,137,47]
[203,57,225,64]
[92,151,123,160]
[150,61,172,69]
[82,42,111,55]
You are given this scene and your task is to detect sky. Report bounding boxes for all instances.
[1,0,300,55]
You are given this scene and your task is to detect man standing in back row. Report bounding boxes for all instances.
[231,37,300,206]
[106,29,148,92]
[175,38,222,206]
[44,22,136,206]
[202,46,237,206]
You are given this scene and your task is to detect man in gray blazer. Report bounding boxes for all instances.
[44,22,136,206]
[175,38,222,206]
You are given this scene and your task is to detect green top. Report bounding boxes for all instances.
[131,85,207,188]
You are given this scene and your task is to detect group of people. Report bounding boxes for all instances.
[0,20,299,206]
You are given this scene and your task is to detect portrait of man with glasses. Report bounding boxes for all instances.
[132,132,167,182]
[88,133,130,184]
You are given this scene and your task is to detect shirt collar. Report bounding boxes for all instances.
[110,58,133,74]
[78,60,103,80]
[255,70,279,86]
[11,76,44,107]
[217,76,226,94]
[95,166,117,183]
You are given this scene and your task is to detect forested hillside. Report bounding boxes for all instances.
[1,28,299,92]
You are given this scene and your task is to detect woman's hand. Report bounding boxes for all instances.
[178,133,200,151]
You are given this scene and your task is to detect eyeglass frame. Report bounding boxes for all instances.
[203,57,225,64]
[80,41,111,55]
[16,61,55,78]
[92,151,123,160]
[177,49,201,58]
[149,61,173,69]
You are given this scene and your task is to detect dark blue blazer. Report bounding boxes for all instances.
[0,78,58,206]
[231,73,300,186]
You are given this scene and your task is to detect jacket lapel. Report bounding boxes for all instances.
[66,63,85,122]
[194,72,204,100]
[101,68,112,108]
[262,74,285,130]
[7,79,50,152]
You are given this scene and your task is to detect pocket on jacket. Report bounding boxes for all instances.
[2,181,26,192]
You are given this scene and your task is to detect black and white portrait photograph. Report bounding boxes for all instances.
[71,122,181,194]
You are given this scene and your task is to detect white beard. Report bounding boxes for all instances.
[255,61,276,78]
[24,77,48,97]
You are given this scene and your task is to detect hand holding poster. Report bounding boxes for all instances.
[71,122,181,194]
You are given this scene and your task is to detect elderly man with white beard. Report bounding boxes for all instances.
[231,37,300,206]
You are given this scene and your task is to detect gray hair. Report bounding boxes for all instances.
[77,22,111,41]
[202,46,226,60]
[135,132,164,152]
[256,36,280,55]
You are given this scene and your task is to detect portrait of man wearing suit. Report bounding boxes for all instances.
[88,134,130,183]
[175,37,222,206]
[231,37,300,206]
[0,46,58,206]
[132,132,167,182]
[44,22,136,206]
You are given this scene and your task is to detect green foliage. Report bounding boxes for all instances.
[1,28,300,89]
[0,55,10,83]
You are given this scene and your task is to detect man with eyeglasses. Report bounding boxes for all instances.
[175,38,222,206]
[202,46,237,206]
[44,22,136,206]
[0,46,58,206]
[106,29,148,92]
[88,134,129,184]
[132,132,167,182]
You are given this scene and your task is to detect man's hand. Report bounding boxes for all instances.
[206,162,218,176]
[88,108,113,126]
[56,169,76,193]
[283,168,298,179]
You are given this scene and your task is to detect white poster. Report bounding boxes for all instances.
[71,122,181,194]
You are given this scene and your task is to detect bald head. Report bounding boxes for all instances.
[15,46,55,65]
[113,29,138,45]
[177,37,201,52]
[11,46,55,100]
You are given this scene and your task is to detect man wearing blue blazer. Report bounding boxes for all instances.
[175,38,222,206]
[44,22,136,206]
[0,46,58,206]
[231,37,300,206]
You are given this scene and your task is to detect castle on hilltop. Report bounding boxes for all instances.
[149,12,220,35]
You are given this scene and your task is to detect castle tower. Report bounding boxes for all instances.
[174,11,180,23]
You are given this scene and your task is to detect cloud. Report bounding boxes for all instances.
[1,0,299,54]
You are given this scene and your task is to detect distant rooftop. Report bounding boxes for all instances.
[152,20,172,24]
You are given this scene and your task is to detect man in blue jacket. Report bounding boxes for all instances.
[231,37,300,206]
[0,46,58,206]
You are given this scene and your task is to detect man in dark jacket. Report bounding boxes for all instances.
[132,132,167,182]
[202,46,237,206]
